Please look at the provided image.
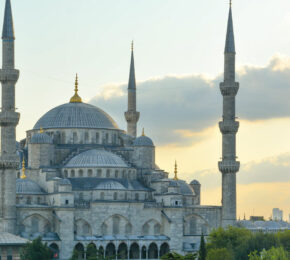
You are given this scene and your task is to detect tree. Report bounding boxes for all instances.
[249,247,289,260]
[161,252,184,260]
[277,230,290,251]
[20,237,53,260]
[206,248,233,260]
[86,244,98,260]
[198,233,206,260]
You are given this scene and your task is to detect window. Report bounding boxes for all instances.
[96,132,100,143]
[112,216,120,235]
[64,170,68,178]
[61,132,66,143]
[135,193,139,201]
[124,192,128,200]
[115,170,118,178]
[73,132,78,144]
[113,192,117,200]
[97,169,102,177]
[65,200,69,205]
[71,170,75,177]
[154,223,161,235]
[125,223,132,234]
[105,133,109,144]
[88,169,93,177]
[37,197,41,204]
[100,192,105,200]
[31,217,39,233]
[27,197,31,205]
[106,170,110,178]
[78,169,83,177]
[84,132,89,143]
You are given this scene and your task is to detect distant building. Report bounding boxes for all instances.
[238,220,290,233]
[273,208,283,221]
[288,214,290,223]
[250,216,264,221]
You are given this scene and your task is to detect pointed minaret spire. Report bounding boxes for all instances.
[125,41,140,138]
[0,0,19,234]
[225,1,235,54]
[173,161,178,180]
[2,0,15,40]
[219,2,240,227]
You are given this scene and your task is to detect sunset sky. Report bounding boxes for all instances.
[5,0,290,220]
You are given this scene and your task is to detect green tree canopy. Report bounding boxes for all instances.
[249,247,289,260]
[20,237,53,260]
[206,248,233,260]
[198,233,206,260]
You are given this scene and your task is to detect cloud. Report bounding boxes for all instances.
[90,55,290,146]
[189,152,290,190]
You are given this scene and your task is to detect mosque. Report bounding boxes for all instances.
[0,0,240,259]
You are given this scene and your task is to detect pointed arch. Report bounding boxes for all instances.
[117,243,128,259]
[148,243,158,259]
[129,243,140,259]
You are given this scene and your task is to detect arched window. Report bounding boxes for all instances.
[31,217,39,233]
[78,169,83,177]
[113,192,117,200]
[125,223,132,234]
[160,243,170,258]
[105,133,109,144]
[101,223,107,235]
[44,223,51,233]
[106,243,115,258]
[154,223,161,235]
[124,192,128,200]
[106,170,110,178]
[115,170,118,178]
[61,132,66,143]
[84,132,89,143]
[71,170,75,177]
[27,197,31,205]
[117,243,128,260]
[148,243,158,259]
[112,216,120,235]
[88,169,93,177]
[64,170,68,178]
[96,132,100,143]
[49,244,60,259]
[37,197,41,204]
[135,193,139,201]
[122,170,125,178]
[190,218,196,235]
[141,246,147,259]
[130,243,140,259]
[73,132,78,144]
[100,192,105,200]
[142,223,149,235]
[83,223,90,236]
[97,169,102,177]
[74,243,85,260]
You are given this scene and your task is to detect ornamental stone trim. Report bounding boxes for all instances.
[218,160,240,174]
[0,69,19,82]
[0,111,20,126]
[219,82,239,96]
[124,111,140,123]
[219,121,239,134]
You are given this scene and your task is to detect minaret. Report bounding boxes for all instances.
[125,41,140,138]
[0,0,20,234]
[218,1,240,227]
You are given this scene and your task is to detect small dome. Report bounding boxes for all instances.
[65,149,128,168]
[169,181,179,187]
[33,102,118,130]
[95,181,126,190]
[190,180,200,185]
[134,136,154,147]
[176,180,194,195]
[30,132,53,144]
[16,179,45,194]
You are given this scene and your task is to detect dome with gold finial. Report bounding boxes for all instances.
[133,128,154,147]
[33,75,119,130]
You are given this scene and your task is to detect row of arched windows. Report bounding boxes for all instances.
[16,196,45,205]
[63,168,135,179]
[73,242,170,260]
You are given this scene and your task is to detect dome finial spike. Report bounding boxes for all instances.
[21,157,26,179]
[230,0,232,7]
[173,160,178,180]
[142,128,145,136]
[39,126,44,133]
[131,40,134,51]
[70,73,82,103]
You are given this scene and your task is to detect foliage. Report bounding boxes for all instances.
[20,237,53,260]
[277,230,290,251]
[198,233,206,260]
[249,247,289,260]
[70,249,79,260]
[161,252,184,260]
[206,248,233,260]
[86,244,98,260]
[184,253,198,259]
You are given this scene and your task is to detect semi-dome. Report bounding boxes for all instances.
[134,135,154,147]
[16,179,45,194]
[33,102,118,130]
[190,180,200,185]
[30,132,53,144]
[65,149,128,168]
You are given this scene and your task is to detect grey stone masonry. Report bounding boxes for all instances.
[125,43,140,138]
[0,0,19,234]
[218,4,239,227]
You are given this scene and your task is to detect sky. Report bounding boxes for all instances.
[3,0,290,220]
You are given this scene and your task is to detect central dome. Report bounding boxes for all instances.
[33,102,118,130]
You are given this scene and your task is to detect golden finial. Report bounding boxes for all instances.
[173,160,178,180]
[21,158,27,179]
[70,74,82,103]
[230,0,232,7]
[142,128,145,136]
[131,41,134,51]
[39,127,44,133]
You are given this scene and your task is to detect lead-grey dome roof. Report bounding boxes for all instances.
[30,132,53,144]
[16,179,45,194]
[65,149,128,168]
[96,181,126,190]
[33,102,118,130]
[133,135,154,147]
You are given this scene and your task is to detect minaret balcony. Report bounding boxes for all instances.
[218,160,240,174]
[0,154,19,169]
[0,69,19,82]
[219,121,239,134]
[0,111,20,126]
[219,82,239,96]
[125,111,140,123]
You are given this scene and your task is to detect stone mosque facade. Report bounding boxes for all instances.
[0,0,240,259]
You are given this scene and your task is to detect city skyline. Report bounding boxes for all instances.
[5,0,290,220]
